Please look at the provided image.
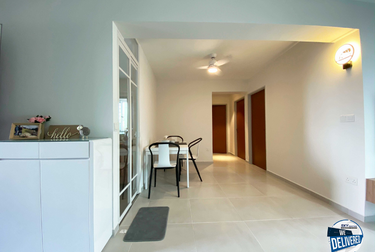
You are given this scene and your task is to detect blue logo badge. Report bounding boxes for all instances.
[327,219,363,252]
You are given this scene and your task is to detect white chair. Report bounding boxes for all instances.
[148,142,181,198]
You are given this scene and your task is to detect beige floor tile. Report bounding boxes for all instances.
[139,181,181,200]
[148,199,192,224]
[102,226,132,252]
[213,172,246,184]
[190,198,241,222]
[193,222,264,252]
[129,224,197,252]
[103,154,356,252]
[179,184,226,199]
[245,219,327,252]
[251,181,306,197]
[179,172,218,185]
[272,196,342,218]
[230,197,292,220]
[121,197,150,226]
[219,183,264,197]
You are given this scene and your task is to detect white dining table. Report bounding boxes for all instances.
[143,143,190,189]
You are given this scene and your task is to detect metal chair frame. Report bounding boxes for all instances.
[148,142,181,198]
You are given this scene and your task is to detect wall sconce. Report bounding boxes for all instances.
[335,44,354,70]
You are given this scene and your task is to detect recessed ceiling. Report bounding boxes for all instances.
[139,39,297,81]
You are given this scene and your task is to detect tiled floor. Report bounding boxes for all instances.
[103,154,375,252]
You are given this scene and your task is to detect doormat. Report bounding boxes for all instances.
[123,207,169,242]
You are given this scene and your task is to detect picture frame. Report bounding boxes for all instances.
[9,123,44,140]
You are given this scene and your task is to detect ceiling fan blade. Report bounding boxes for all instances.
[197,65,208,69]
[216,55,232,66]
[216,59,230,66]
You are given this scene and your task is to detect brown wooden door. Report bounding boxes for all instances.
[251,89,266,169]
[212,105,227,153]
[236,99,246,160]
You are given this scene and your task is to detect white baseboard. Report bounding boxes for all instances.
[268,170,372,223]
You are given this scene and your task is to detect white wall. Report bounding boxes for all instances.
[155,80,248,161]
[138,45,157,177]
[247,31,368,217]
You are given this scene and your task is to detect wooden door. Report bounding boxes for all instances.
[236,99,246,159]
[251,89,266,169]
[212,105,227,153]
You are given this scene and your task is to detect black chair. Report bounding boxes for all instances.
[148,142,181,198]
[166,135,184,143]
[179,138,203,182]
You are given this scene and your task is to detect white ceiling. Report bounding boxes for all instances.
[139,39,298,81]
[131,22,357,81]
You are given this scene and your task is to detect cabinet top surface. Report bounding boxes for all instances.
[0,137,110,143]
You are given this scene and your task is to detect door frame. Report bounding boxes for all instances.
[212,104,228,153]
[234,97,245,158]
[212,102,230,153]
[112,22,141,231]
[247,87,266,167]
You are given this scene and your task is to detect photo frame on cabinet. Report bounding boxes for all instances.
[9,123,43,140]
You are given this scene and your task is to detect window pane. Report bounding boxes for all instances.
[119,47,129,75]
[124,39,138,61]
[119,70,130,192]
[131,83,138,178]
[119,187,130,216]
[131,65,138,84]
[132,178,137,198]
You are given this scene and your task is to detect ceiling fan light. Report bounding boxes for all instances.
[208,66,218,73]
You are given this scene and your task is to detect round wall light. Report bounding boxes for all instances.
[335,44,354,69]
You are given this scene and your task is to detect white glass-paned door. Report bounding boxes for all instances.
[118,38,139,221]
[119,69,130,216]
[131,82,138,180]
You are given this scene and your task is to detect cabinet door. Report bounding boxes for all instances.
[0,160,43,252]
[41,160,90,252]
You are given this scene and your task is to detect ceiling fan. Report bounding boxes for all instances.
[197,53,231,75]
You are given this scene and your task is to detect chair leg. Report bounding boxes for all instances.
[148,167,153,199]
[178,160,182,181]
[154,169,157,187]
[192,158,203,182]
[175,164,180,197]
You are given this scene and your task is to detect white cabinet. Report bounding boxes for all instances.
[0,139,112,252]
[41,160,90,252]
[0,160,43,252]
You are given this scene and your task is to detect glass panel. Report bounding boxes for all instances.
[124,39,138,61]
[119,187,130,216]
[131,83,138,178]
[131,65,138,84]
[119,47,129,75]
[119,70,130,192]
[132,178,137,198]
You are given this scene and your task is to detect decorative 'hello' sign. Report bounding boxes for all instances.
[46,125,80,139]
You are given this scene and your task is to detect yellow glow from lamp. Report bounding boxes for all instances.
[208,66,218,73]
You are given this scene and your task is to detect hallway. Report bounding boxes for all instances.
[104,154,375,252]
